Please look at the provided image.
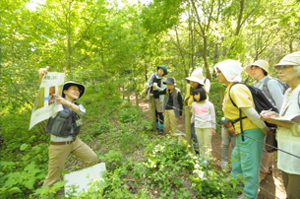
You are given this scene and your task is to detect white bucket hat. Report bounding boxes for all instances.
[214,59,243,82]
[185,68,204,85]
[275,51,300,66]
[244,60,269,74]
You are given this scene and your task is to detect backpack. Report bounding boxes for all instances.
[228,82,278,141]
[262,76,289,104]
[46,104,81,137]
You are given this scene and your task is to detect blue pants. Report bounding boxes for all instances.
[231,129,265,199]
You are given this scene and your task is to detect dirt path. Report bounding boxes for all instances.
[130,92,286,199]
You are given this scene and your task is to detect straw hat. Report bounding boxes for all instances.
[244,60,269,73]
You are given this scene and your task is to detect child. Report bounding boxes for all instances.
[191,87,216,163]
[161,77,183,135]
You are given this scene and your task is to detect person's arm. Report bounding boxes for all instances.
[267,80,284,110]
[38,66,49,81]
[191,104,195,124]
[153,88,167,98]
[145,74,155,88]
[204,79,211,94]
[241,107,268,134]
[210,103,216,130]
[260,110,293,128]
[53,94,81,113]
[177,91,183,117]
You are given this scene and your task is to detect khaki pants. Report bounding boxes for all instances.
[195,128,212,160]
[164,109,178,135]
[260,137,273,174]
[282,171,300,199]
[43,137,98,187]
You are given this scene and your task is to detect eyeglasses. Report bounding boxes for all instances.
[274,65,294,71]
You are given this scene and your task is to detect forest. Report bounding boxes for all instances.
[1,0,299,198]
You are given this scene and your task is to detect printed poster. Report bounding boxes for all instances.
[29,72,65,130]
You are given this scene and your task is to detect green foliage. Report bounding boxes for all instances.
[32,181,67,198]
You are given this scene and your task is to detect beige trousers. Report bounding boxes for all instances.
[164,109,178,135]
[43,137,98,187]
[195,128,213,160]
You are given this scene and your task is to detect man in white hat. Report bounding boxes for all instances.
[184,67,210,153]
[245,60,284,182]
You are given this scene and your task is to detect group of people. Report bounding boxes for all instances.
[38,52,300,199]
[146,51,300,199]
[145,65,215,164]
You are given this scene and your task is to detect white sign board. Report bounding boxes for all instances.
[64,162,106,197]
[29,72,65,130]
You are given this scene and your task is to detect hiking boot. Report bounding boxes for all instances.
[159,129,164,135]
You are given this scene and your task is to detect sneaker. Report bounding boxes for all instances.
[237,193,247,199]
[259,172,268,182]
[221,161,228,170]
[159,129,164,135]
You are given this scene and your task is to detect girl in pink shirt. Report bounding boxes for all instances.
[191,87,216,164]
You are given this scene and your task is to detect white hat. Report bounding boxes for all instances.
[185,68,204,85]
[275,51,300,66]
[244,60,269,73]
[214,59,243,82]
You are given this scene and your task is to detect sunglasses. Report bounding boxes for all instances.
[274,65,294,71]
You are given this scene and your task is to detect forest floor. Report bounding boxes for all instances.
[129,92,286,199]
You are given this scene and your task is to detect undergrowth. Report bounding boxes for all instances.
[0,85,243,199]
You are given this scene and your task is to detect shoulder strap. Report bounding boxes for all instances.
[228,82,246,141]
[298,91,300,110]
[204,78,207,84]
[228,82,239,108]
[262,76,272,100]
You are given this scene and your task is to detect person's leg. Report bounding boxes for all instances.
[202,128,213,160]
[71,137,98,166]
[230,135,243,178]
[259,137,273,182]
[155,99,164,133]
[164,110,171,134]
[239,129,265,199]
[43,144,72,187]
[153,99,159,129]
[282,171,300,199]
[191,122,199,153]
[195,128,204,158]
[282,171,289,195]
[221,127,231,168]
[169,110,178,134]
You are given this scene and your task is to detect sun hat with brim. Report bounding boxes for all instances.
[185,68,204,85]
[62,81,85,99]
[157,65,168,76]
[163,77,176,86]
[275,51,300,66]
[214,59,243,82]
[244,60,269,73]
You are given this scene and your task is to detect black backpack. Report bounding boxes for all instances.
[46,104,81,137]
[229,82,278,141]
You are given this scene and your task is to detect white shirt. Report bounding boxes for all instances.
[277,85,300,175]
[191,101,216,129]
